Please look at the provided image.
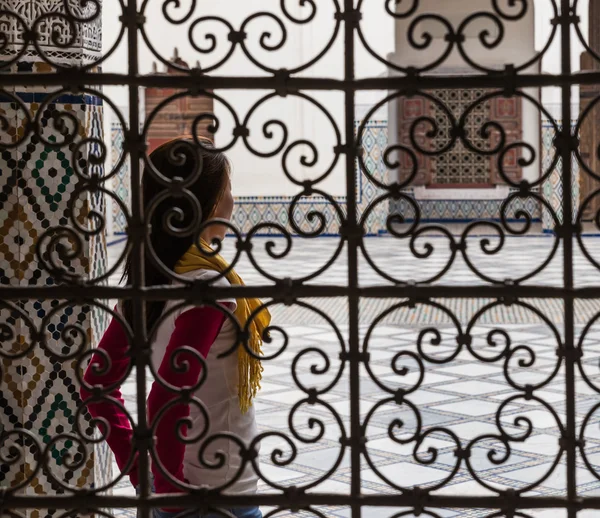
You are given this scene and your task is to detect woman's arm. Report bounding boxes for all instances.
[80,314,138,485]
[147,304,229,503]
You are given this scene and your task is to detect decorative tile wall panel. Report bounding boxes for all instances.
[0,89,111,515]
[110,122,130,236]
[107,120,579,237]
[0,0,102,67]
[0,2,110,515]
[541,120,580,231]
[389,190,542,222]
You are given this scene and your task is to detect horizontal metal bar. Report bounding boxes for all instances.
[360,284,577,299]
[2,70,600,91]
[0,284,350,300]
[0,284,599,300]
[357,71,600,91]
[0,73,341,90]
[0,492,590,510]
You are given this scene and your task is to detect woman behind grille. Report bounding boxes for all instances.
[80,137,268,518]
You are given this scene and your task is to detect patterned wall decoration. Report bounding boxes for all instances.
[110,122,130,236]
[541,120,580,231]
[431,89,491,186]
[0,88,110,517]
[389,191,542,222]
[106,119,578,238]
[107,121,391,239]
[397,91,523,187]
[389,121,571,225]
[0,2,110,515]
[0,0,102,67]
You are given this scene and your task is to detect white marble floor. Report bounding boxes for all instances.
[105,232,600,289]
[101,235,600,518]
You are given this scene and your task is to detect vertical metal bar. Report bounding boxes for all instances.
[559,1,577,516]
[343,2,361,518]
[125,0,150,515]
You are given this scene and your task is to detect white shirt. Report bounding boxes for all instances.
[150,269,260,494]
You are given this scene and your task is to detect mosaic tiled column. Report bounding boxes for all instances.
[0,1,111,515]
[541,120,580,232]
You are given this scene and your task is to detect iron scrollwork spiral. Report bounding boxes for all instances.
[139,0,341,75]
[361,298,564,496]
[142,87,346,284]
[0,0,125,71]
[245,301,347,491]
[357,87,561,285]
[357,0,557,75]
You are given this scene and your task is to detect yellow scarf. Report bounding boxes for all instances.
[174,239,271,413]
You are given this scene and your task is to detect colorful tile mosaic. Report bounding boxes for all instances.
[0,3,110,512]
[0,0,102,67]
[541,120,580,231]
[389,189,542,222]
[110,122,131,236]
[0,89,111,513]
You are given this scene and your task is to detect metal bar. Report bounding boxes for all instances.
[125,2,151,516]
[559,1,577,516]
[0,284,597,300]
[2,71,600,90]
[0,492,591,510]
[342,4,362,518]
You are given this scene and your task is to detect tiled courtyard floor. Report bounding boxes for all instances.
[104,235,600,518]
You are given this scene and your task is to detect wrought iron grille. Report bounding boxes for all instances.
[4,0,600,517]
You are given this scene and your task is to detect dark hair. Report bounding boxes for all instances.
[122,137,231,334]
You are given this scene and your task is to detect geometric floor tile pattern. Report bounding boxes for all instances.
[104,236,600,518]
[109,232,600,290]
[110,233,600,325]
